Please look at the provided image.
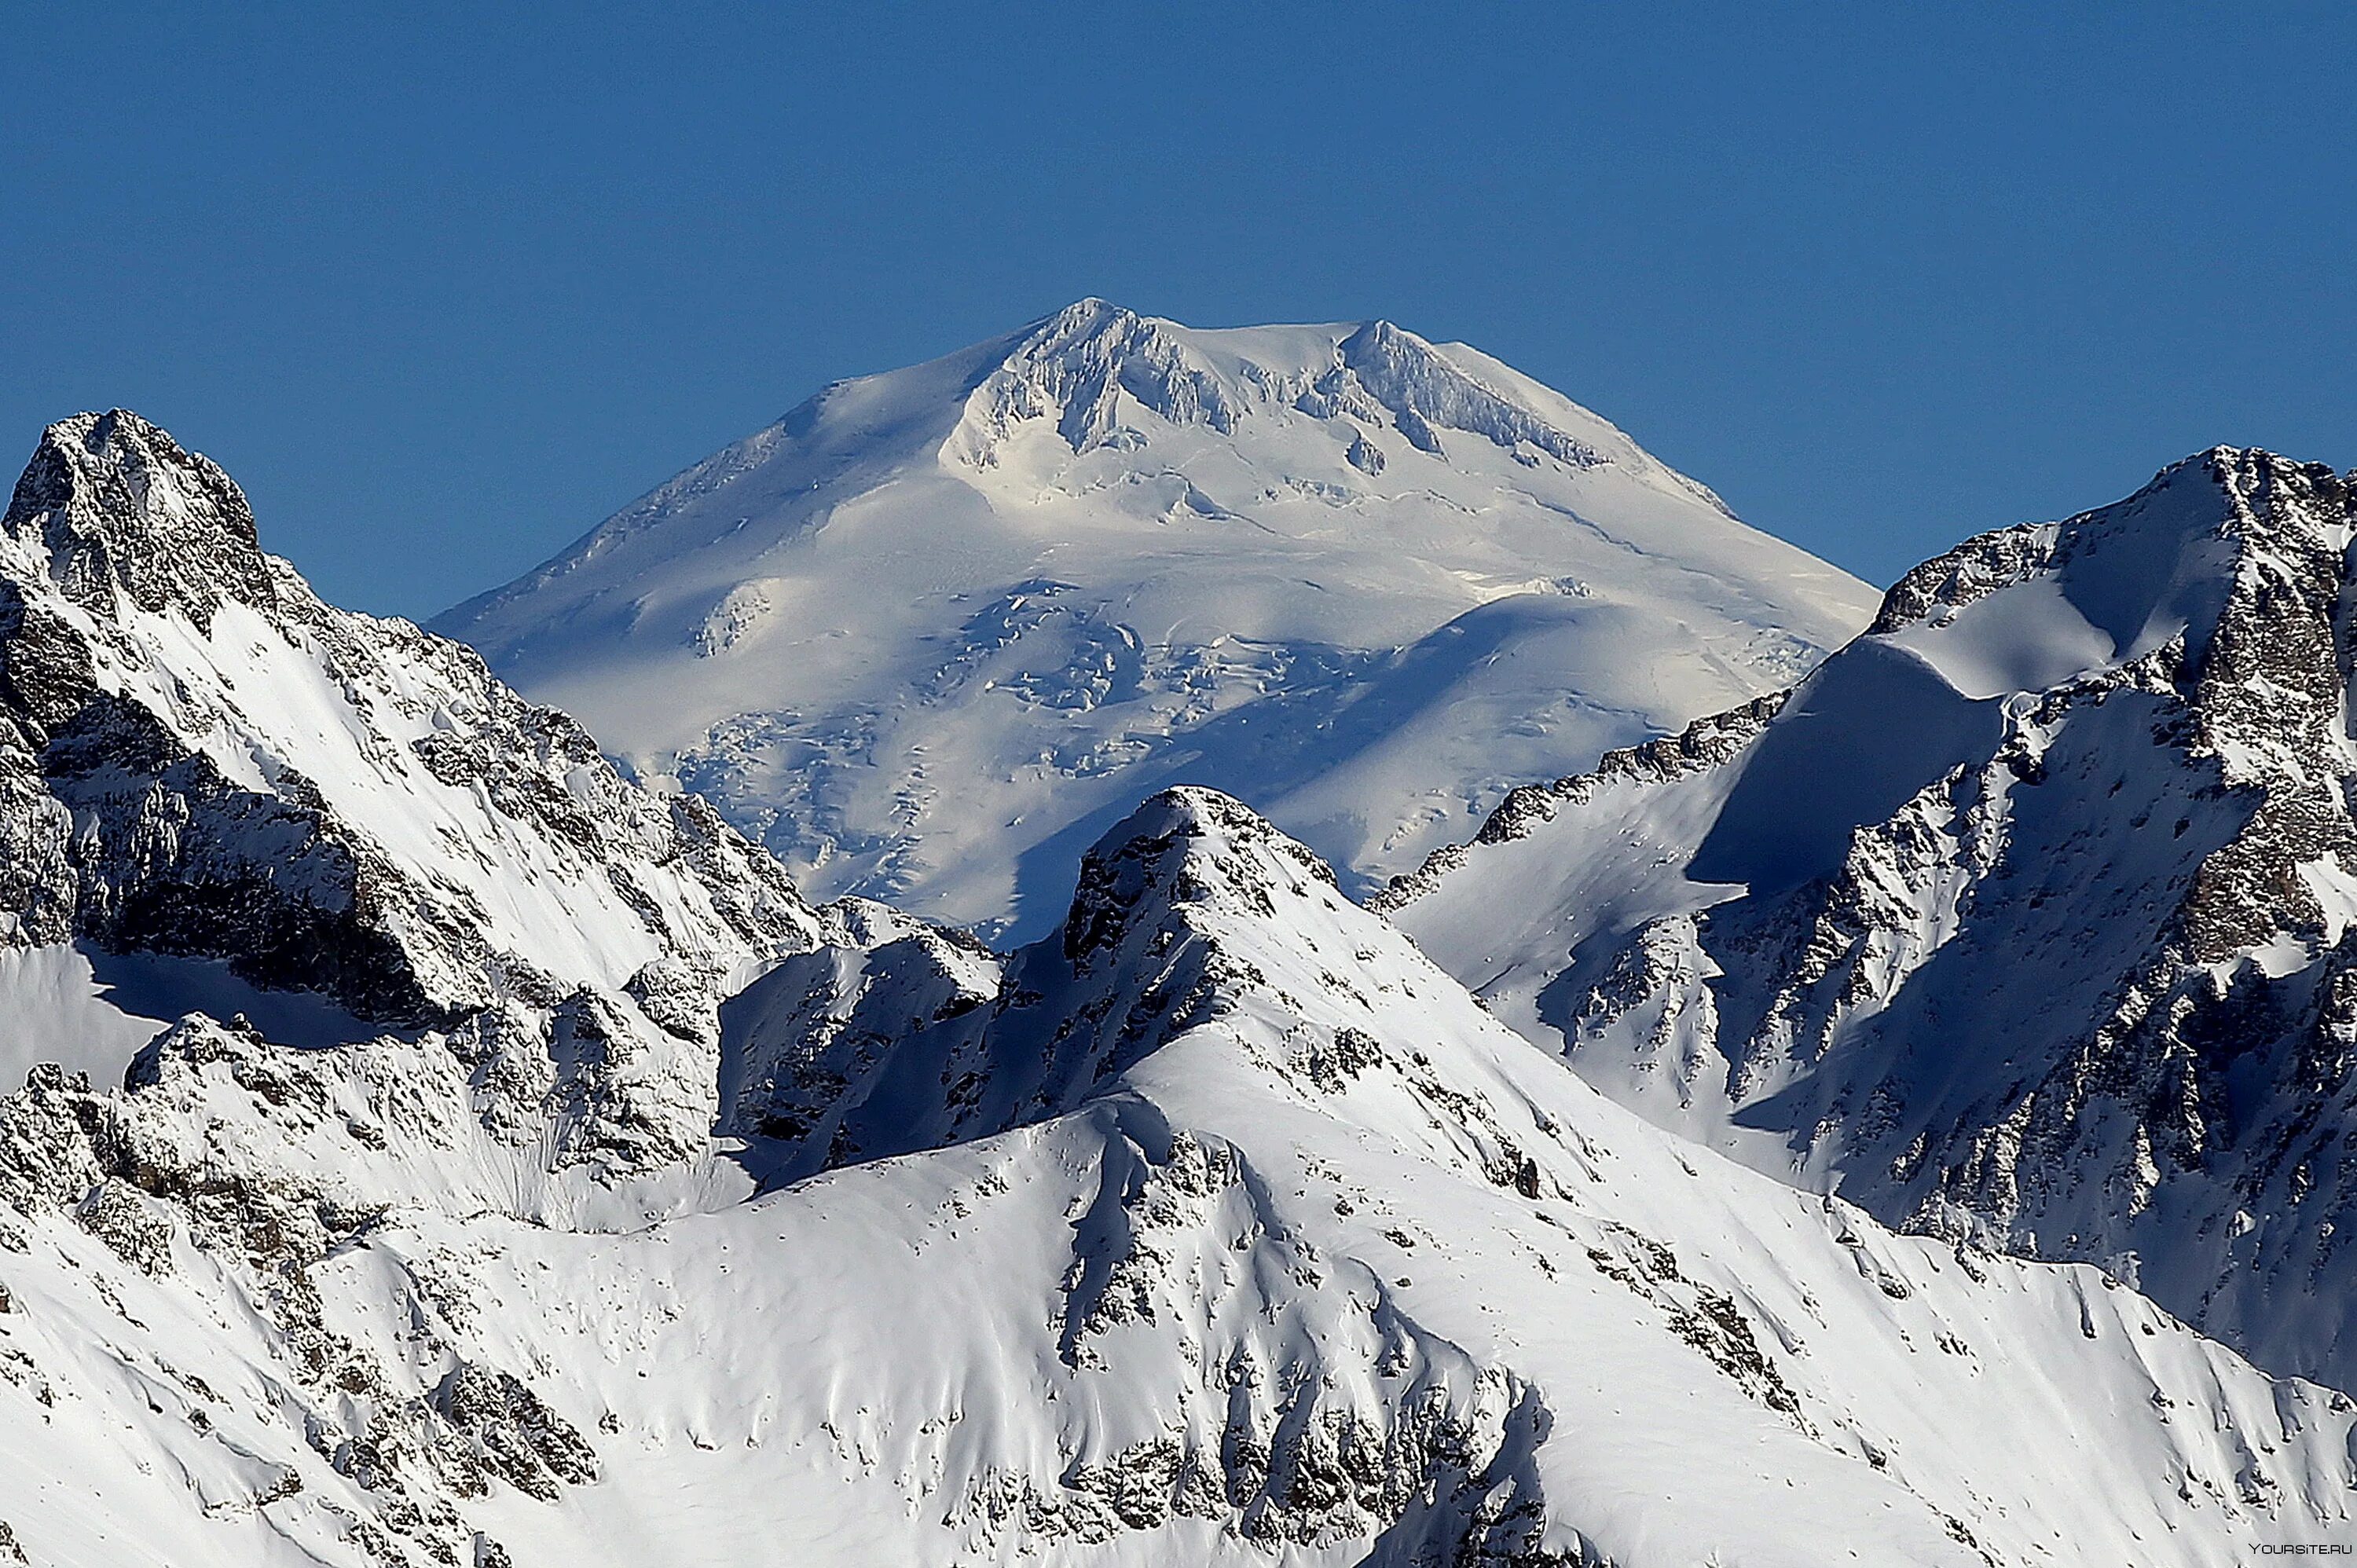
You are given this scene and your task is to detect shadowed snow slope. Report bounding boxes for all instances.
[436,300,1877,940]
[1385,447,2357,1392]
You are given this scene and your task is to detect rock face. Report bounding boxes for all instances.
[717,895,1001,1146]
[1387,447,2357,1387]
[0,412,828,1163]
[436,299,1877,939]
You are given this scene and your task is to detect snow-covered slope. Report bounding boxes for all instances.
[1384,447,2357,1390]
[437,300,1877,939]
[9,783,2357,1566]
[13,414,2354,1566]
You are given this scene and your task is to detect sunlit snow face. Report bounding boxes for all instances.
[437,303,1879,940]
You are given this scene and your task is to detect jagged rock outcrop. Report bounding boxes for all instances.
[1390,447,2357,1388]
[1369,694,1788,913]
[0,412,830,1165]
[948,302,1611,474]
[0,1020,599,1566]
[717,896,1001,1144]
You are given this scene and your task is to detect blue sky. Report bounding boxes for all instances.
[4,3,2352,618]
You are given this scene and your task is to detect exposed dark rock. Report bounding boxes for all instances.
[1402,446,2357,1387]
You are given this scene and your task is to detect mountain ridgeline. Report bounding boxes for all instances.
[0,376,2353,1566]
[1387,446,2357,1390]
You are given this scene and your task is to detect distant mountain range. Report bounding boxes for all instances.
[2,318,2354,1565]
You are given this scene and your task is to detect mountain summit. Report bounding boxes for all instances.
[437,301,1876,938]
[1385,445,2357,1388]
[0,408,828,1163]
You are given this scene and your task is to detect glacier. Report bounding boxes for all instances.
[435,299,1878,941]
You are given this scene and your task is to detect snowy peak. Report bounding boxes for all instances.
[1061,785,1337,970]
[948,298,1243,462]
[1385,443,2357,1391]
[0,411,830,1178]
[1331,317,1604,467]
[3,410,277,631]
[438,304,1876,935]
[1871,445,2351,661]
[948,299,1611,474]
[720,786,1359,1175]
[1860,446,2355,954]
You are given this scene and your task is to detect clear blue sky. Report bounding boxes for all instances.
[5,3,2351,619]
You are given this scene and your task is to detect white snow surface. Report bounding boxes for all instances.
[6,787,2357,1566]
[12,411,2355,1566]
[0,944,372,1090]
[437,300,1876,939]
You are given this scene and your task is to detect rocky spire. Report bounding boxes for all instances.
[2,410,279,632]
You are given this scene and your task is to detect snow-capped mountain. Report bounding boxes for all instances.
[0,410,830,1193]
[11,782,2357,1567]
[2,415,2348,1564]
[1383,447,2357,1390]
[437,300,1877,940]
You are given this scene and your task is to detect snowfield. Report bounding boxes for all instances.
[437,300,1876,940]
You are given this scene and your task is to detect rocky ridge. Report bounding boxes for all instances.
[2,417,2352,1565]
[0,412,831,1163]
[1387,446,2357,1389]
